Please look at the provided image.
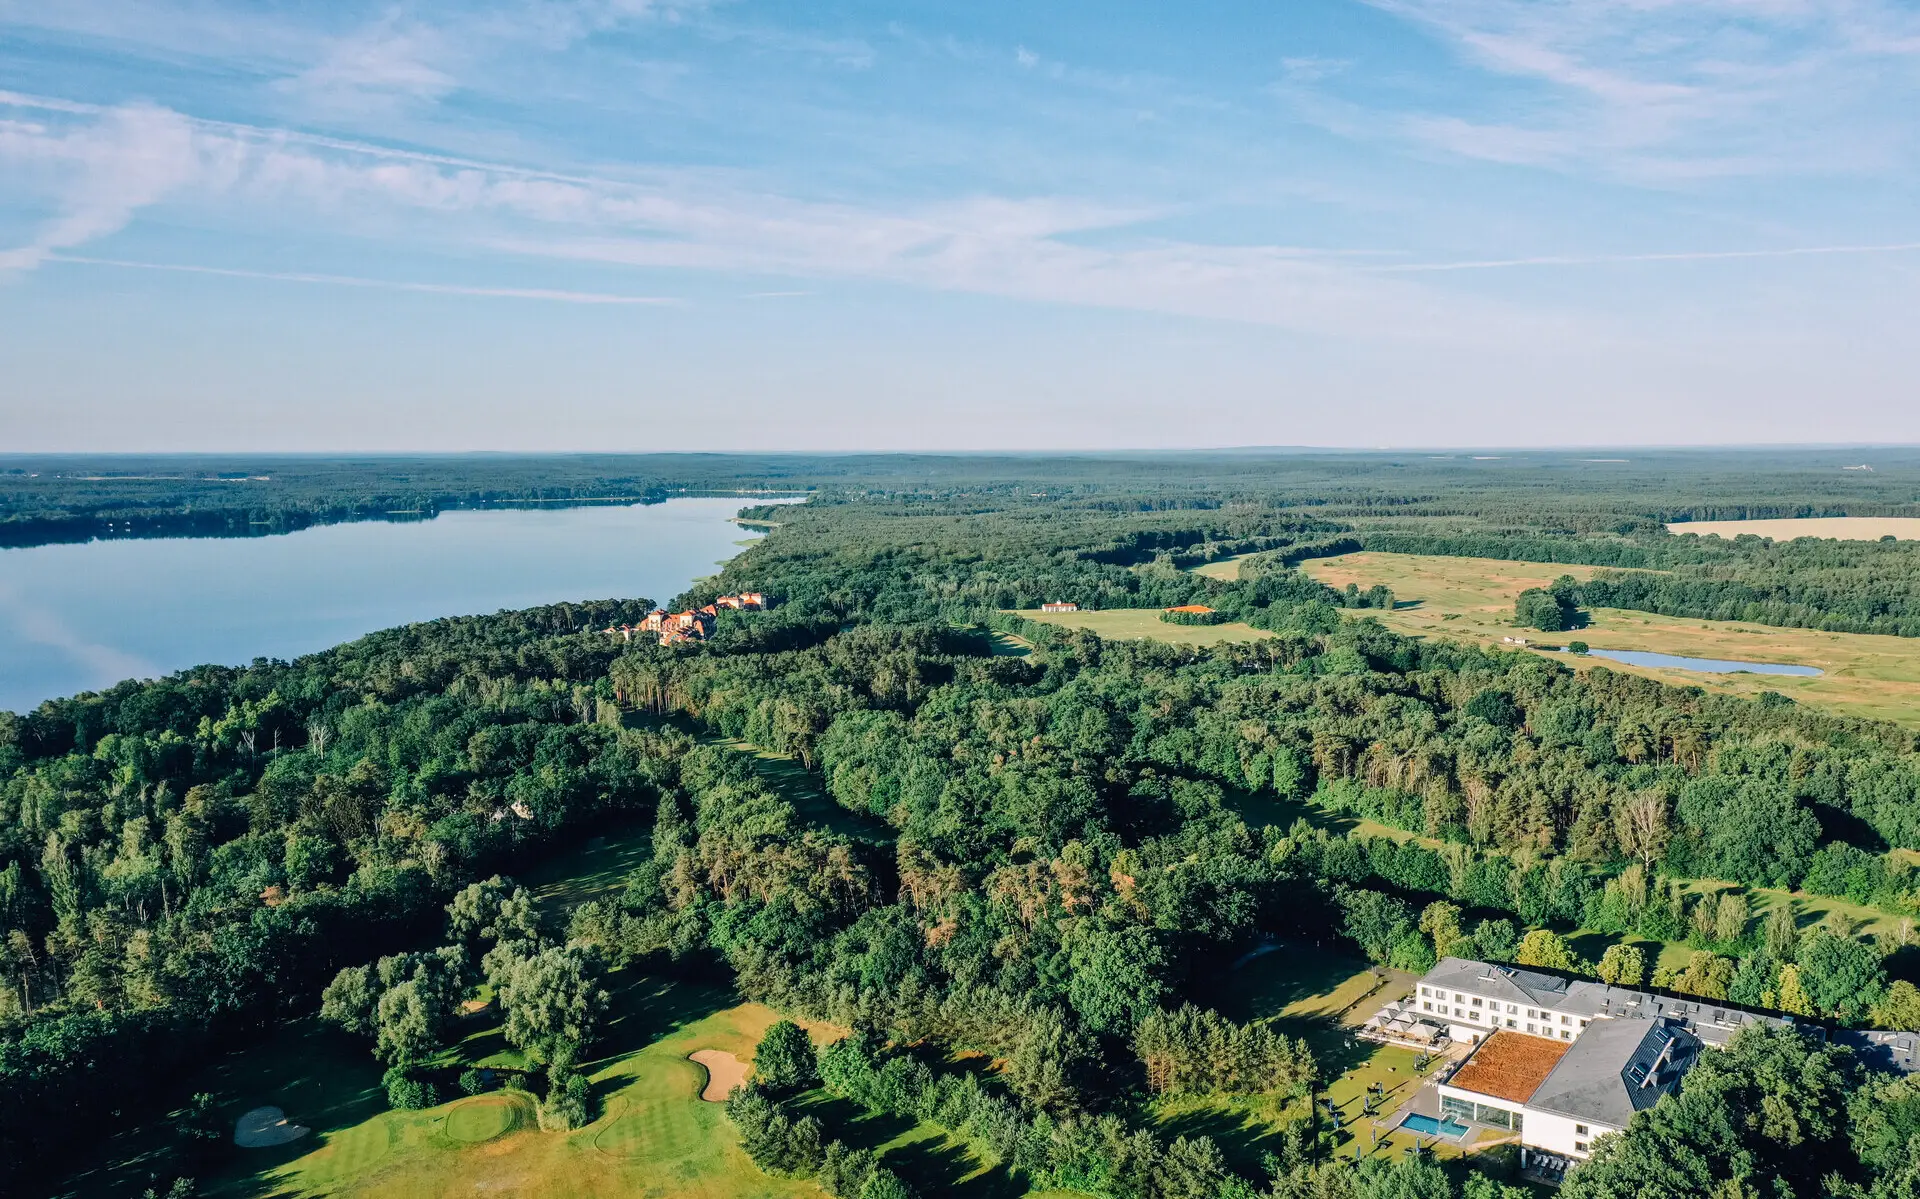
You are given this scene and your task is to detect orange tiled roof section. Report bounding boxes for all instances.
[1165,604,1215,614]
[1447,1031,1573,1104]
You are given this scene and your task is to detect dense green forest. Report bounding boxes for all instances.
[10,467,1920,1197]
[16,448,1920,637]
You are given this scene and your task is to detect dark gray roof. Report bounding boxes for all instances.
[1528,1018,1702,1128]
[1420,958,1789,1047]
[1424,956,1574,1009]
[1831,1029,1920,1075]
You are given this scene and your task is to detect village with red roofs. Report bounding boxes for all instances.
[603,591,767,646]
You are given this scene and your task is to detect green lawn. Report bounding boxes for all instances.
[1158,945,1491,1169]
[1009,607,1276,647]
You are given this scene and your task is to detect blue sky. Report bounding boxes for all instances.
[4,0,1920,451]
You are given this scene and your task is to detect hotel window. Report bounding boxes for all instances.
[1561,1015,1572,1025]
[1506,1004,1518,1014]
[1471,998,1483,1008]
[1562,1030,1573,1040]
[1576,1125,1589,1136]
[1575,1141,1589,1153]
[1455,993,1465,1003]
[1422,1002,1432,1012]
[1505,1018,1516,1028]
[1526,1023,1537,1034]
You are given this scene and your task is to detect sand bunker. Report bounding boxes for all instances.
[234,1105,311,1148]
[688,1049,748,1102]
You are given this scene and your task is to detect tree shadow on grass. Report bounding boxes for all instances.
[582,970,742,1074]
[55,1020,390,1199]
[791,1093,1022,1199]
[1155,1102,1296,1173]
[1198,942,1373,1024]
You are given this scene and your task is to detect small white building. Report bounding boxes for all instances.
[1040,601,1079,613]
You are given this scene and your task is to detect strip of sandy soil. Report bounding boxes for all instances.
[1669,517,1920,541]
[688,1049,748,1102]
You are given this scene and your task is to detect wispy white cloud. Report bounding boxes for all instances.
[1331,0,1920,180]
[0,102,203,273]
[1370,241,1920,272]
[277,15,462,113]
[0,92,1565,346]
[50,254,678,302]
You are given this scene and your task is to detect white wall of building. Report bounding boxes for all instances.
[1413,982,1591,1045]
[1520,1107,1617,1159]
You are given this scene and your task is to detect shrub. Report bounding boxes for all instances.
[458,1067,488,1096]
[537,1064,594,1131]
[382,1066,438,1111]
[752,1020,818,1093]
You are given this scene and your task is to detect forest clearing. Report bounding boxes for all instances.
[1013,607,1275,646]
[1298,552,1920,727]
[1669,517,1920,541]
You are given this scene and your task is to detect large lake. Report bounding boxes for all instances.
[0,498,780,714]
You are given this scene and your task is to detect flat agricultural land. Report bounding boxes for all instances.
[1189,553,1265,581]
[1300,552,1920,728]
[1669,517,1920,541]
[1011,607,1275,646]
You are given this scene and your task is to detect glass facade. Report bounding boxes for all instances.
[1441,1094,1523,1132]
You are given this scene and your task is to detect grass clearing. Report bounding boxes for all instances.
[1301,551,1920,727]
[1164,946,1486,1167]
[1010,607,1275,647]
[1188,553,1266,581]
[1669,517,1920,541]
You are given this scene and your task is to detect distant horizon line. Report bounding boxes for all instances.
[4,444,1920,459]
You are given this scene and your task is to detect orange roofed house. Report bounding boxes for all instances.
[1164,604,1215,614]
[1040,601,1078,613]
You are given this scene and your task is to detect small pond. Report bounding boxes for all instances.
[1571,648,1822,677]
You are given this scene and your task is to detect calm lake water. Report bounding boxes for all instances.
[1579,648,1824,677]
[0,498,781,713]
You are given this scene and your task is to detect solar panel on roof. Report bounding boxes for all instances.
[1628,1065,1649,1084]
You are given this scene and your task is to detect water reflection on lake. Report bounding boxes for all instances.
[0,498,785,713]
[1575,647,1823,677]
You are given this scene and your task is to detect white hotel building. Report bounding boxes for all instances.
[1367,957,1775,1178]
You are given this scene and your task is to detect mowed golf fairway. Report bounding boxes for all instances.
[1299,552,1920,727]
[1012,607,1275,646]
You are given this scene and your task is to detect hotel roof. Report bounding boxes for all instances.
[1529,1018,1703,1128]
[1447,1030,1573,1104]
[1422,956,1787,1048]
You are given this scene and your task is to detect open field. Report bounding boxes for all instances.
[1669,517,1920,541]
[1189,552,1265,581]
[1012,607,1276,646]
[1300,551,1920,727]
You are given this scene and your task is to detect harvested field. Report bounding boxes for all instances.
[1669,517,1920,541]
[1445,1031,1570,1104]
[1300,551,1920,727]
[688,1049,748,1101]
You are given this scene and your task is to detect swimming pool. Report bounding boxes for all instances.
[1399,1113,1471,1140]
